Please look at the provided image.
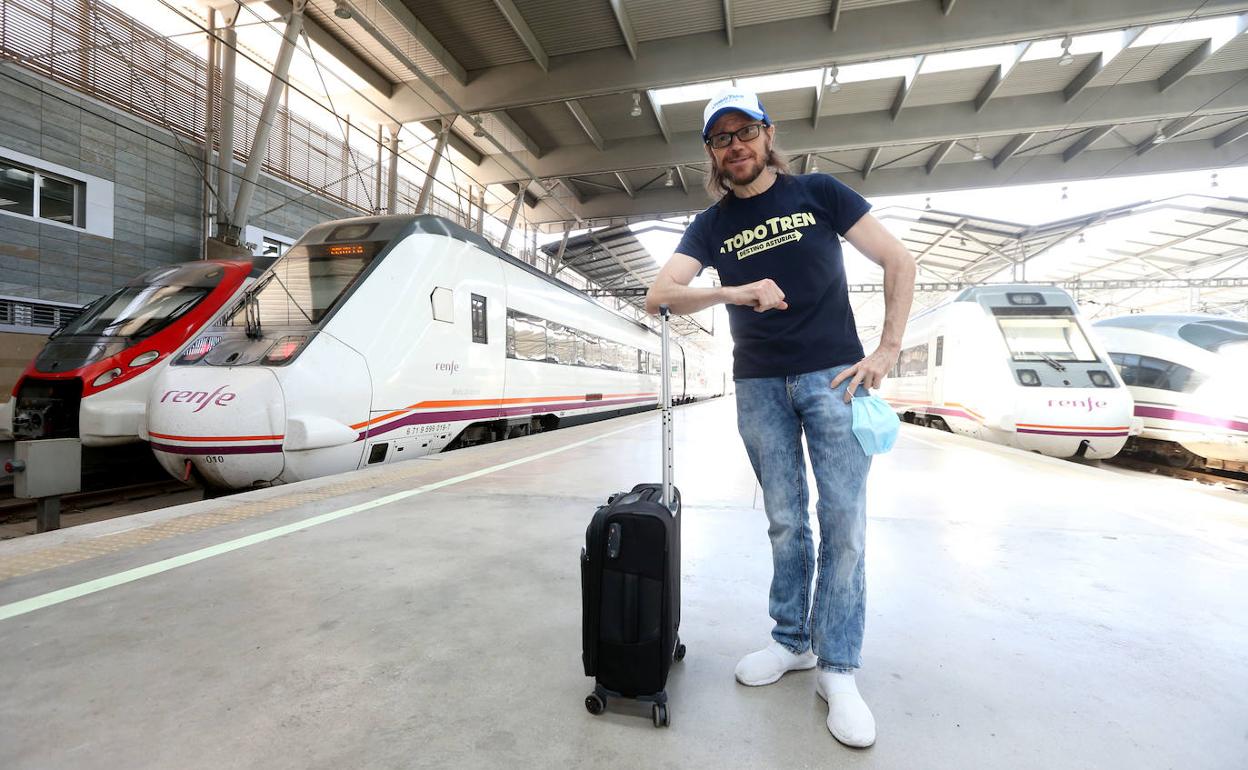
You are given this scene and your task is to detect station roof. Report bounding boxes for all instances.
[851,193,1248,334]
[295,0,1248,227]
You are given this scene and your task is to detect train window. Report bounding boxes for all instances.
[512,313,547,361]
[1177,320,1248,352]
[1109,352,1204,393]
[935,336,944,367]
[471,294,487,344]
[896,342,928,377]
[995,315,1099,362]
[549,323,575,363]
[55,284,211,340]
[431,287,454,323]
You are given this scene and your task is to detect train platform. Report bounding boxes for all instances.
[0,397,1245,769]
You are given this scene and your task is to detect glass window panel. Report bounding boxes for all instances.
[996,316,1098,362]
[513,314,546,361]
[549,322,575,364]
[38,176,77,225]
[0,161,35,217]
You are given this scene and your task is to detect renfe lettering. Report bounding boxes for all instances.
[159,386,238,411]
[1048,399,1109,412]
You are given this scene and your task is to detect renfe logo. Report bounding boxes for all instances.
[435,360,460,373]
[1049,398,1109,412]
[161,385,237,413]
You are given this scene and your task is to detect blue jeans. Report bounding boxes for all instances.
[735,364,871,672]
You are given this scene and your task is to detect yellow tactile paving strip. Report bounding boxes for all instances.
[0,460,445,583]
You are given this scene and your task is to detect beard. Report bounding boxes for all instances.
[720,145,769,186]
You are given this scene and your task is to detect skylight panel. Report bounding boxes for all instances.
[652,80,734,106]
[921,45,1018,74]
[736,69,823,94]
[838,57,919,84]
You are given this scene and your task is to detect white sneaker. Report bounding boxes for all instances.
[734,641,817,686]
[816,670,876,748]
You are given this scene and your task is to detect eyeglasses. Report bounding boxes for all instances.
[705,123,764,149]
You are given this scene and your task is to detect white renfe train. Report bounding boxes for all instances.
[875,285,1139,459]
[144,215,722,490]
[1091,313,1248,471]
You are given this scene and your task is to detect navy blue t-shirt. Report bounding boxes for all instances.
[676,173,871,379]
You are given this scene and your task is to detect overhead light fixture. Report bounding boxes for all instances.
[472,114,485,137]
[1211,172,1219,189]
[1061,185,1069,201]
[1151,123,1167,145]
[630,92,642,118]
[333,1,352,20]
[665,168,675,187]
[971,137,984,161]
[1078,233,1086,244]
[1058,35,1074,66]
[809,158,819,173]
[924,196,932,211]
[826,65,842,94]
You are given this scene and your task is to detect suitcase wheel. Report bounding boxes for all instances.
[652,703,669,728]
[674,642,687,662]
[585,693,606,716]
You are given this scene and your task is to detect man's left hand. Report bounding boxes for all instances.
[830,345,900,403]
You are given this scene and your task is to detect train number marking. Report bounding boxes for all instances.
[203,455,226,464]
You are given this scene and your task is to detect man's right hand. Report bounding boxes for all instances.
[727,279,789,313]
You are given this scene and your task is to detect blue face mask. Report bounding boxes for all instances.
[851,395,900,455]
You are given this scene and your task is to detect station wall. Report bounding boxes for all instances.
[0,65,354,308]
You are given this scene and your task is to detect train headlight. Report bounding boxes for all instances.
[129,350,160,367]
[263,335,308,365]
[177,335,221,364]
[92,367,123,387]
[1088,370,1114,388]
[1007,292,1045,306]
[1017,369,1041,386]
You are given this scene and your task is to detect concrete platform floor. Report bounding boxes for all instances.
[0,397,1245,769]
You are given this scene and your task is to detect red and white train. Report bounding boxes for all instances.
[0,258,269,446]
[876,284,1140,459]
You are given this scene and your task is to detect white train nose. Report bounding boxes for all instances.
[147,367,286,488]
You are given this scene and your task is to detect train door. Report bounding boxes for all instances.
[930,333,945,406]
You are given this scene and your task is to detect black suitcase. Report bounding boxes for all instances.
[581,306,684,728]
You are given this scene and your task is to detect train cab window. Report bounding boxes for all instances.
[431,287,454,323]
[471,294,487,344]
[1109,352,1204,393]
[994,312,1099,363]
[1177,320,1248,352]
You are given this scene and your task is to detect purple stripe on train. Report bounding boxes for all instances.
[151,442,283,455]
[1134,405,1248,434]
[1016,429,1129,438]
[357,396,659,441]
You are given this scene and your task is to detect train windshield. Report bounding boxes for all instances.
[54,263,226,340]
[226,241,383,328]
[1177,320,1248,352]
[993,309,1100,363]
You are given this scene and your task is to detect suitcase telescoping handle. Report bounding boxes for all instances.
[659,305,674,511]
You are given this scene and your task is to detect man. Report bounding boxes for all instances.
[645,88,915,748]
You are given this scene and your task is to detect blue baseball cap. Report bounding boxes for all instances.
[702,87,771,140]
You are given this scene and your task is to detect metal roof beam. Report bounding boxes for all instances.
[1064,27,1146,102]
[1062,125,1115,162]
[830,1,843,31]
[615,172,635,199]
[646,91,672,143]
[492,0,549,72]
[371,0,468,86]
[566,100,605,151]
[723,0,734,45]
[1135,115,1203,155]
[389,0,1245,121]
[941,0,956,15]
[992,132,1034,168]
[554,178,585,205]
[926,140,954,174]
[528,139,1244,225]
[812,67,828,129]
[1158,15,1247,93]
[674,165,689,194]
[862,147,881,180]
[974,42,1029,112]
[491,110,543,158]
[608,0,639,60]
[891,56,925,121]
[264,1,392,98]
[468,70,1248,185]
[420,120,483,165]
[1213,116,1248,148]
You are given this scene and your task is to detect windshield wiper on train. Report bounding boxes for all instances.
[1020,351,1066,371]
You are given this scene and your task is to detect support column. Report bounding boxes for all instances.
[414,118,452,214]
[201,8,218,259]
[386,126,400,214]
[228,0,305,241]
[475,187,485,234]
[500,181,528,252]
[216,10,238,235]
[374,125,384,214]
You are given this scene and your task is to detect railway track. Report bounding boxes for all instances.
[0,479,195,524]
[1104,456,1248,493]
